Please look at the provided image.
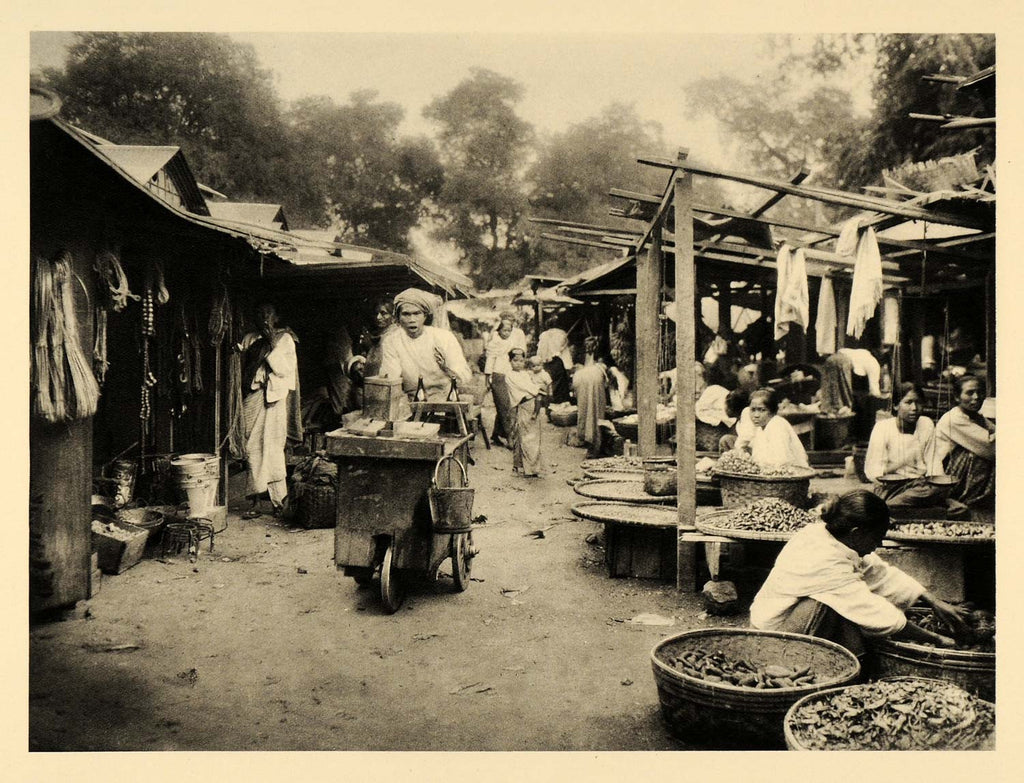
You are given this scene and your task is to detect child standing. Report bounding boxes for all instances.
[505,349,551,477]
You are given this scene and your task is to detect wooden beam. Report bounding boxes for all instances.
[528,217,641,236]
[633,169,680,254]
[673,151,697,590]
[609,188,661,204]
[636,225,662,456]
[539,232,625,251]
[636,156,992,230]
[609,208,651,222]
[749,168,810,216]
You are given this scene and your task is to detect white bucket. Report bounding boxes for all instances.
[177,475,219,518]
[170,453,220,480]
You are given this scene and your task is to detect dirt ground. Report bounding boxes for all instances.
[28,409,755,752]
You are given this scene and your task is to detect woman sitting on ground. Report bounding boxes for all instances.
[732,387,809,468]
[750,490,967,657]
[924,374,996,508]
[864,382,967,516]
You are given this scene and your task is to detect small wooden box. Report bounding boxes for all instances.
[91,519,148,575]
[363,376,407,421]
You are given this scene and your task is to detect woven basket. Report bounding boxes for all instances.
[695,421,731,452]
[549,407,578,427]
[714,469,814,509]
[294,481,337,529]
[573,479,675,504]
[694,508,807,543]
[815,414,855,450]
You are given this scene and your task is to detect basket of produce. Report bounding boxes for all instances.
[91,518,149,574]
[695,420,731,452]
[868,607,995,701]
[571,502,682,529]
[885,520,995,545]
[573,479,675,505]
[289,455,338,529]
[548,403,578,427]
[712,453,815,509]
[643,459,677,497]
[815,412,856,450]
[696,498,817,542]
[580,455,645,471]
[784,677,995,750]
[651,629,860,749]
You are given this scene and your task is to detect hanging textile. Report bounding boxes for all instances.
[837,217,883,339]
[882,295,900,346]
[815,276,837,356]
[773,244,809,340]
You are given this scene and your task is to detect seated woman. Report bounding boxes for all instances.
[733,387,809,467]
[750,490,967,657]
[864,382,966,514]
[379,288,472,402]
[924,374,995,508]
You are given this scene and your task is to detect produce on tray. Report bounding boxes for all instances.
[787,679,995,750]
[909,606,995,652]
[714,452,804,477]
[889,520,995,539]
[668,648,819,689]
[716,497,816,533]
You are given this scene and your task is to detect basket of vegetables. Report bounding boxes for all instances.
[868,607,995,701]
[695,498,817,542]
[651,629,860,749]
[712,453,815,509]
[783,677,995,750]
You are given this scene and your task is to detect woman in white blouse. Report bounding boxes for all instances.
[750,490,966,656]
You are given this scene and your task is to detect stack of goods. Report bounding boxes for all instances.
[785,678,995,750]
[714,453,805,478]
[289,455,338,529]
[667,649,820,689]
[709,498,815,534]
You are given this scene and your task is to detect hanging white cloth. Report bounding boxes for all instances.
[837,217,883,339]
[816,276,837,356]
[773,245,809,340]
[882,295,900,346]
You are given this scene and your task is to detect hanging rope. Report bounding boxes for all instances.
[94,248,139,313]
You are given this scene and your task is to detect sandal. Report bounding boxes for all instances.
[242,509,261,520]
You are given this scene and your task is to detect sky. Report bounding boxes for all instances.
[29,31,876,176]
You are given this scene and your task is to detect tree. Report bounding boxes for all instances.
[288,91,443,252]
[423,69,534,287]
[39,32,320,222]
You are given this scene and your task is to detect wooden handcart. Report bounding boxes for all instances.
[325,428,477,613]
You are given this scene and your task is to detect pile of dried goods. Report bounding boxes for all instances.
[787,679,994,750]
[719,498,815,533]
[910,607,995,652]
[91,520,141,541]
[890,521,994,539]
[668,649,818,688]
[715,453,803,477]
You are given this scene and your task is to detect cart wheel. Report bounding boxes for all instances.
[451,531,474,592]
[380,543,403,613]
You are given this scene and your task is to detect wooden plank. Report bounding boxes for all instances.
[528,217,640,236]
[325,434,446,461]
[637,156,992,231]
[750,169,810,215]
[673,150,698,590]
[540,232,624,251]
[636,225,662,456]
[609,187,662,204]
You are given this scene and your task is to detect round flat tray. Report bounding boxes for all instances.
[571,502,682,528]
[712,467,816,483]
[583,466,644,480]
[580,456,645,471]
[694,508,807,543]
[884,523,995,545]
[573,479,675,504]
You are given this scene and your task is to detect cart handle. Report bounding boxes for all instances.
[432,454,468,489]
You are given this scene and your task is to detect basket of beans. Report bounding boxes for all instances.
[712,453,815,509]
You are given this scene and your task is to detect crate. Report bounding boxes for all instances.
[91,518,149,574]
[293,481,337,529]
[363,375,407,420]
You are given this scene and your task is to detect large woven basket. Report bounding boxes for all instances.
[695,420,731,451]
[549,406,578,427]
[714,469,814,509]
[815,413,855,450]
[651,629,860,749]
[294,481,337,529]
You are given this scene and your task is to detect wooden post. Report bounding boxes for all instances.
[636,229,662,456]
[985,270,995,395]
[835,279,849,350]
[718,282,733,340]
[215,343,225,504]
[674,151,698,590]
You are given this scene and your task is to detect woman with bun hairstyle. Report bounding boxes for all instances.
[750,490,966,655]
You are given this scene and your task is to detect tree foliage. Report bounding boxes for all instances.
[288,91,443,252]
[40,32,318,215]
[423,68,535,287]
